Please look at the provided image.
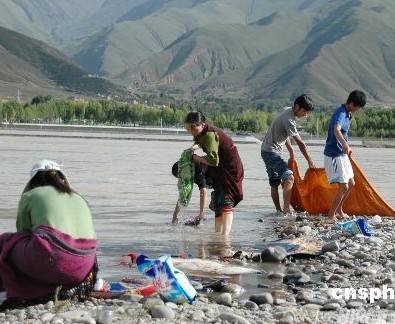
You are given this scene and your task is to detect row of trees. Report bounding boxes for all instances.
[305,107,395,138]
[1,97,395,137]
[0,98,277,133]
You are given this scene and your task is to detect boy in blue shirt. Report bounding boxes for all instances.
[324,90,366,219]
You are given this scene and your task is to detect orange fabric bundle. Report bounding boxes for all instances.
[289,157,395,216]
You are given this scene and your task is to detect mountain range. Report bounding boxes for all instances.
[0,0,395,104]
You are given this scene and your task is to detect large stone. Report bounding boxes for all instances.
[249,293,273,305]
[261,246,287,262]
[150,305,175,319]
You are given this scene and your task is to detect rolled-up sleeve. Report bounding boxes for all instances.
[199,132,219,166]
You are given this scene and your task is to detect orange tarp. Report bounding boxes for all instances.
[289,157,395,217]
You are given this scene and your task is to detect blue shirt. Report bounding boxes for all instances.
[324,104,352,157]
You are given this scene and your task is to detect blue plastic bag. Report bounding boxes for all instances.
[336,218,374,237]
[136,255,197,304]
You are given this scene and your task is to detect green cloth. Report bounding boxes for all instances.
[177,149,195,207]
[195,131,219,166]
[16,186,96,239]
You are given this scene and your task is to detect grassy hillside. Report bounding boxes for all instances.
[71,0,307,76]
[0,26,122,97]
[121,13,312,85]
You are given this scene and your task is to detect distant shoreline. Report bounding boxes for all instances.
[1,123,394,147]
[0,123,260,144]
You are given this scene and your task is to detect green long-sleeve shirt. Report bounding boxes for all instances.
[16,186,96,239]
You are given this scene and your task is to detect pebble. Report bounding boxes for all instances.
[322,241,340,253]
[298,226,312,235]
[336,259,354,268]
[215,292,233,307]
[142,297,164,310]
[191,310,205,321]
[243,301,259,310]
[60,310,95,324]
[321,303,341,311]
[217,312,251,324]
[268,271,285,280]
[249,293,273,305]
[346,301,363,308]
[150,305,175,319]
[40,312,55,322]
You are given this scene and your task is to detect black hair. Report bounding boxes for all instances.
[23,170,73,194]
[184,111,206,125]
[346,90,366,108]
[294,94,314,111]
[172,162,179,178]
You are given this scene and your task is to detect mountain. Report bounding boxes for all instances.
[117,0,395,105]
[1,0,395,104]
[0,26,121,98]
[120,12,313,92]
[197,0,395,104]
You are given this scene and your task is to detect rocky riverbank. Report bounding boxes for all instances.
[1,215,395,324]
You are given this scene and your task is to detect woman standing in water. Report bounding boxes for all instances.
[184,112,244,235]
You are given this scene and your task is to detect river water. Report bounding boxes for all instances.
[0,134,394,284]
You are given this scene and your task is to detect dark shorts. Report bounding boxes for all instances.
[209,189,235,217]
[261,150,293,187]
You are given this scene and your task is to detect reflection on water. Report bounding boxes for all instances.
[0,135,394,283]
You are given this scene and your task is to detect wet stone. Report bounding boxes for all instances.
[283,272,311,285]
[250,293,273,305]
[261,246,287,262]
[268,271,285,280]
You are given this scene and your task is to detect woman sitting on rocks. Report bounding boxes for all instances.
[0,160,98,309]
